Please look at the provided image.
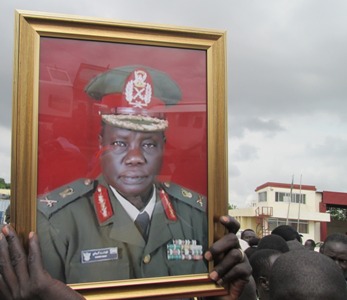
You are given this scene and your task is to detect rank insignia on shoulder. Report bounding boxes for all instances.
[160,182,207,212]
[39,197,58,207]
[59,187,74,198]
[37,178,95,219]
[181,188,192,198]
[167,239,203,261]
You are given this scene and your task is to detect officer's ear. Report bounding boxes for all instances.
[98,134,103,148]
[258,276,270,292]
[99,121,105,148]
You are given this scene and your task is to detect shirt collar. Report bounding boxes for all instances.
[110,185,156,222]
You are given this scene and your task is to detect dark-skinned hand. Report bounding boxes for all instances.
[0,225,84,300]
[204,216,253,300]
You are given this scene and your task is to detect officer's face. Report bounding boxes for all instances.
[100,124,165,200]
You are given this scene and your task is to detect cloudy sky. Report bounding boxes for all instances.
[1,1,347,207]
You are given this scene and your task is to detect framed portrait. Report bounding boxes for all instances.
[11,10,228,299]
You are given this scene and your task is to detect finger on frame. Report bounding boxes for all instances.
[2,226,30,290]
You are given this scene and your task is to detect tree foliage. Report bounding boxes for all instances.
[228,203,237,210]
[0,178,10,189]
[327,207,347,221]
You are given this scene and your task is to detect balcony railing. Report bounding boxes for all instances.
[255,206,273,217]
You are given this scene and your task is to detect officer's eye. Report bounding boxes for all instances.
[111,140,126,147]
[143,141,156,149]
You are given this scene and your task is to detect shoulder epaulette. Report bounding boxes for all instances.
[160,182,206,212]
[37,178,95,219]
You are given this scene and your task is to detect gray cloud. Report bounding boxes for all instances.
[307,136,347,160]
[229,117,285,138]
[233,144,259,162]
[2,0,347,206]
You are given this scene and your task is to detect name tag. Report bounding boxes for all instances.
[81,247,118,263]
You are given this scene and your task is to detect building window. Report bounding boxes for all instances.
[268,218,309,234]
[258,191,267,202]
[275,192,306,204]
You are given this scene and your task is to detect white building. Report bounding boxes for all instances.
[229,182,331,243]
[0,189,10,224]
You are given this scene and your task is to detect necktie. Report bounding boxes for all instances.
[135,211,150,240]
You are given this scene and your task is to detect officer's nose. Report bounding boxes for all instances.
[124,147,146,165]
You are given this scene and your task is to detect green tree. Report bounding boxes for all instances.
[0,178,10,189]
[228,203,237,210]
[0,178,6,189]
[327,207,347,221]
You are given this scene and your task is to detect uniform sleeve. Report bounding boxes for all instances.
[37,211,67,282]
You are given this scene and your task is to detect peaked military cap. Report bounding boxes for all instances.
[85,65,182,132]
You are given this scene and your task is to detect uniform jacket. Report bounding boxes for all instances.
[37,176,208,284]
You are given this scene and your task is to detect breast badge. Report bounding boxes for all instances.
[167,239,203,261]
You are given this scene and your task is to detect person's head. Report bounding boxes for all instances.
[271,225,302,242]
[304,239,316,251]
[257,234,289,253]
[286,239,305,251]
[244,246,258,259]
[85,65,182,200]
[322,233,347,280]
[241,229,257,244]
[249,249,281,300]
[269,250,347,300]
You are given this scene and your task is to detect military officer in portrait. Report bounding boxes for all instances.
[37,65,208,284]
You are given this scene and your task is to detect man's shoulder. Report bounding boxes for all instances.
[37,178,96,219]
[160,182,206,212]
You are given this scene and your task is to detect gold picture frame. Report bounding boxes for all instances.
[11,10,228,299]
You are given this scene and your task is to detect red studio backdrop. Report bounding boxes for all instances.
[37,38,207,197]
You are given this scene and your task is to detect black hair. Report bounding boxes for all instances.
[244,246,258,259]
[249,249,281,283]
[271,225,302,242]
[269,250,347,300]
[248,236,260,247]
[257,234,289,253]
[304,239,316,248]
[324,233,347,246]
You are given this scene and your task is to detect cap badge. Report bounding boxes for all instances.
[125,70,152,108]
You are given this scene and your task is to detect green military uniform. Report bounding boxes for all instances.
[37,176,207,284]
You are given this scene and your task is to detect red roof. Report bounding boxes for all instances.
[322,191,347,205]
[255,182,317,192]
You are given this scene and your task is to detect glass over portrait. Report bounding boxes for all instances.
[36,38,208,284]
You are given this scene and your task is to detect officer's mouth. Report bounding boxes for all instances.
[120,175,147,185]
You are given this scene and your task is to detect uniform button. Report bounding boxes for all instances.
[143,254,151,264]
[84,179,92,186]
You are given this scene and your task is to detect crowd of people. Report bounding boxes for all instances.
[241,225,347,300]
[0,223,346,299]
